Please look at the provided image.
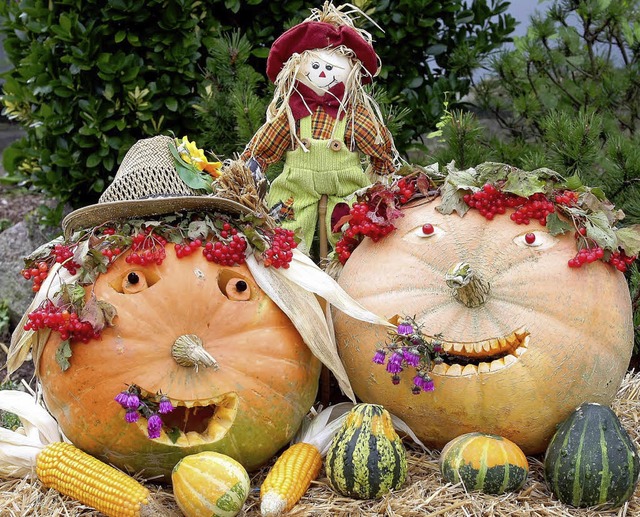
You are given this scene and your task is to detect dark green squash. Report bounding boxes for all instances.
[544,402,640,508]
[440,432,529,494]
[326,403,407,499]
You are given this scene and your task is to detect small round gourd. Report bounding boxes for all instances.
[172,451,250,517]
[326,403,407,499]
[544,403,640,509]
[440,432,529,494]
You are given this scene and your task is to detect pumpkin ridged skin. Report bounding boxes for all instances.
[172,451,250,517]
[38,244,321,480]
[440,432,529,494]
[543,403,640,509]
[334,201,634,454]
[326,404,407,499]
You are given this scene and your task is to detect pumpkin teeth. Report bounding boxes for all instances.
[432,328,529,376]
[131,391,239,446]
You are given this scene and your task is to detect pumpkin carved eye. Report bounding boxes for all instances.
[217,270,253,302]
[110,269,160,294]
[513,231,558,250]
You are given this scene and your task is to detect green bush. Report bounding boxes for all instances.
[0,0,208,221]
[0,0,515,223]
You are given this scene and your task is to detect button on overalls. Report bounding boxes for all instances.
[267,115,371,253]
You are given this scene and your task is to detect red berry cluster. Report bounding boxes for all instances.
[335,202,396,264]
[463,184,523,220]
[568,246,605,268]
[175,239,202,258]
[52,244,81,274]
[24,301,100,343]
[126,230,167,266]
[262,227,297,268]
[554,190,579,206]
[203,224,247,266]
[607,249,637,272]
[397,177,416,204]
[510,193,555,226]
[20,262,50,292]
[100,245,123,263]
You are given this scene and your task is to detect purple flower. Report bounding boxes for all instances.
[386,361,403,374]
[158,396,174,414]
[412,385,421,395]
[125,409,140,423]
[423,378,435,392]
[432,341,443,353]
[115,390,139,409]
[389,352,404,366]
[147,414,163,439]
[403,348,420,367]
[391,374,401,385]
[372,349,386,364]
[397,322,414,336]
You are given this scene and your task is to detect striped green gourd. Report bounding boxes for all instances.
[326,403,407,499]
[544,402,640,508]
[440,432,529,494]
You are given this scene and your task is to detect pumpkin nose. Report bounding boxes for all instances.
[445,262,490,308]
[171,334,219,372]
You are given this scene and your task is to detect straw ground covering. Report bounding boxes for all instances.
[2,371,640,516]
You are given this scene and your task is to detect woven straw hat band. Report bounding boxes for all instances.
[99,135,199,203]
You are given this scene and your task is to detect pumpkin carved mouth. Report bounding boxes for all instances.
[432,328,529,377]
[134,389,239,446]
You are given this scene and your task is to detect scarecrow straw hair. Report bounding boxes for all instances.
[2,370,640,515]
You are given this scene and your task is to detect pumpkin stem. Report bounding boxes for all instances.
[171,334,219,372]
[445,262,490,308]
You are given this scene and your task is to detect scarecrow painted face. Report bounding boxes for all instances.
[298,49,353,95]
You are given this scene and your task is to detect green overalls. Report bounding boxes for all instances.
[267,115,371,253]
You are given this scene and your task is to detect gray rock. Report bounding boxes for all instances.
[0,219,61,327]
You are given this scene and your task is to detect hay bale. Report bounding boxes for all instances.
[2,371,640,516]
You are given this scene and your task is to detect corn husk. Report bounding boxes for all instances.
[0,390,61,478]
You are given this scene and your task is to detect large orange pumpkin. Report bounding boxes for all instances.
[333,200,634,454]
[38,243,321,479]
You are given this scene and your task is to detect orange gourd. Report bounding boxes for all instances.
[38,243,321,480]
[333,200,634,455]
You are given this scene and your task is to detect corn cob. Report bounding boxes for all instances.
[260,442,322,516]
[36,441,150,517]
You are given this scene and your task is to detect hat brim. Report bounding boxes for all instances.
[62,196,254,238]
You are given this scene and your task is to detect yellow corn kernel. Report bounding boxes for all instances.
[35,442,150,517]
[260,442,322,517]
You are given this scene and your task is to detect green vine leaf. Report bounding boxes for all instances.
[55,340,72,371]
[616,225,640,256]
[502,169,547,197]
[585,211,618,249]
[168,142,213,192]
[546,212,574,235]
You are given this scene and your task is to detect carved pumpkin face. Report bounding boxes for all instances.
[334,201,634,454]
[38,244,321,479]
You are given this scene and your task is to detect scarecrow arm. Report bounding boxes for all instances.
[241,114,291,171]
[352,103,397,176]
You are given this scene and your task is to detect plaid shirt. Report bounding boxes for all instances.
[241,104,396,175]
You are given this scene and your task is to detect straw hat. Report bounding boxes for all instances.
[62,135,252,237]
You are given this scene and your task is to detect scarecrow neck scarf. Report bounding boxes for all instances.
[289,81,347,121]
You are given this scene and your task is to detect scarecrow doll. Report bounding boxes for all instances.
[241,2,399,254]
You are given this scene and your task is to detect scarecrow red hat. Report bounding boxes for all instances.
[266,21,379,83]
